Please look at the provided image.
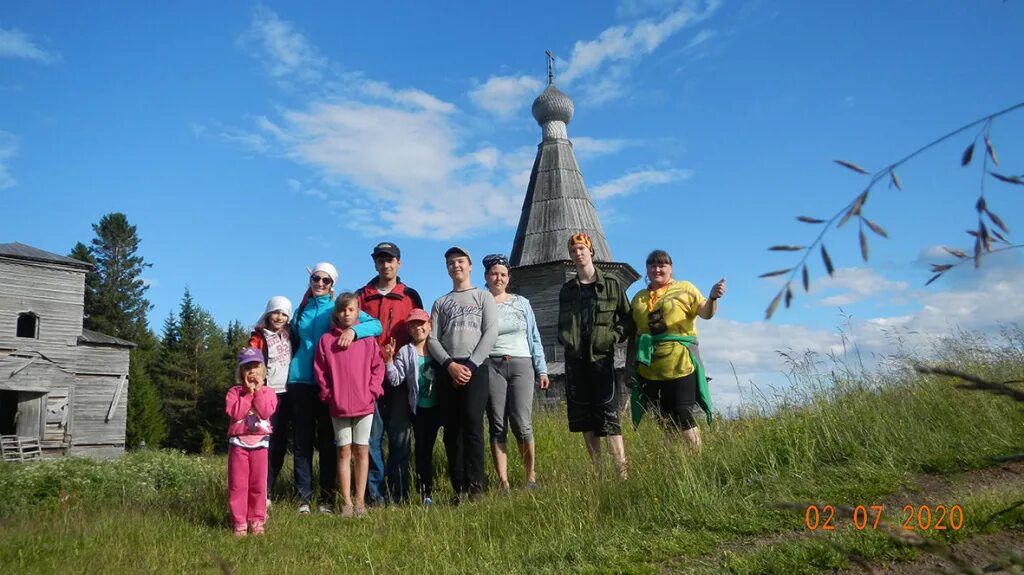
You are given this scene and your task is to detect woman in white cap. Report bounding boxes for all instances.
[287,262,382,514]
[247,295,293,506]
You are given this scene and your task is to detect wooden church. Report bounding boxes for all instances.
[0,242,133,459]
[509,60,640,378]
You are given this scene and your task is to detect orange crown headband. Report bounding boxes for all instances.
[567,232,593,253]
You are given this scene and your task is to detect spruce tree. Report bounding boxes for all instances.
[85,213,152,342]
[156,288,234,453]
[68,242,100,328]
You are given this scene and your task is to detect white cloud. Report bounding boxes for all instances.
[559,0,720,103]
[0,28,57,63]
[591,168,692,199]
[0,131,18,189]
[813,267,909,307]
[468,74,543,119]
[359,80,455,114]
[228,8,687,238]
[684,29,718,50]
[573,136,632,158]
[245,6,326,84]
[701,262,1024,411]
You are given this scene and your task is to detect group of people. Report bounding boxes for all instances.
[223,234,725,536]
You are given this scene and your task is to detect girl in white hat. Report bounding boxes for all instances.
[248,295,294,507]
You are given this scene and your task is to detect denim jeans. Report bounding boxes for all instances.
[367,386,412,504]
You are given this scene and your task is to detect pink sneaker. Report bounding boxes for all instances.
[233,525,248,538]
[250,521,265,536]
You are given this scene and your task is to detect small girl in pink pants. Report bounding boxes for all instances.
[226,347,278,536]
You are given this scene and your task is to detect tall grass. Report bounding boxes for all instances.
[2,331,1023,573]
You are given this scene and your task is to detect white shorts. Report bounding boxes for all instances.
[332,414,373,446]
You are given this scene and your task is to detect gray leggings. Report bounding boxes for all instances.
[485,356,535,443]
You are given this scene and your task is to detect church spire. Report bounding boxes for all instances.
[510,55,612,266]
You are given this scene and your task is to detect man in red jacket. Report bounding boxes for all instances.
[357,242,424,505]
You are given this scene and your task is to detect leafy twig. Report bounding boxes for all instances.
[760,101,1024,320]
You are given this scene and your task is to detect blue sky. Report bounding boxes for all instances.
[4,1,1023,408]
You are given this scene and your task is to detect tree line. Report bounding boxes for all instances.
[70,212,248,453]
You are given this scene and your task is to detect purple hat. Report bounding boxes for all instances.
[237,347,265,366]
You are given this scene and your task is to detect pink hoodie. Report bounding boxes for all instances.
[314,326,385,418]
[225,385,278,445]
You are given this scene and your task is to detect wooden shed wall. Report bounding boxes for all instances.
[0,258,85,368]
[68,344,129,453]
[69,373,127,451]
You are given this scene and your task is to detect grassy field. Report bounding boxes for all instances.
[2,334,1023,574]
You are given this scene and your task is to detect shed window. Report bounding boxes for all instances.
[16,313,38,338]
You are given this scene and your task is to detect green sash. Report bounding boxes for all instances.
[631,333,712,426]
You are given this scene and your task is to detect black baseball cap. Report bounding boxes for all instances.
[372,242,401,259]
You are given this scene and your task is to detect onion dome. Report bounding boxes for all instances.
[531,82,574,126]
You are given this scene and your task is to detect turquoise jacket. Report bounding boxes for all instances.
[287,293,382,385]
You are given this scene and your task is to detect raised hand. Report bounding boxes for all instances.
[709,277,726,300]
[381,337,397,363]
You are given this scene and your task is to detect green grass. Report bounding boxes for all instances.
[2,336,1023,574]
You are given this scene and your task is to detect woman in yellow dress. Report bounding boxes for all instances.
[629,249,725,448]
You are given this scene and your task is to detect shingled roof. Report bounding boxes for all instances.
[0,242,92,270]
[509,80,613,267]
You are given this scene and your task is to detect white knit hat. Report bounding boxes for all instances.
[309,262,338,284]
[263,295,293,319]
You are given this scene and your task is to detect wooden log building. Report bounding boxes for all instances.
[0,242,133,459]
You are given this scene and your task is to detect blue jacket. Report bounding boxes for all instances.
[288,293,382,385]
[503,294,548,377]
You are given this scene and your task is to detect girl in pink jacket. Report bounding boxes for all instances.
[225,348,278,536]
[314,293,385,518]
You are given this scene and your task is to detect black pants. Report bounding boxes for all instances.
[289,384,337,504]
[267,390,292,497]
[565,355,622,436]
[637,371,699,431]
[436,360,489,495]
[413,405,443,499]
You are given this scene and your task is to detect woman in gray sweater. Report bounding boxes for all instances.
[427,246,498,503]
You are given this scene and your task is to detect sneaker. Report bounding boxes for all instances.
[422,496,433,506]
[250,521,265,536]
[354,504,368,518]
[340,504,355,518]
[318,504,333,514]
[526,481,538,490]
[298,503,311,515]
[468,491,484,504]
[233,525,248,538]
